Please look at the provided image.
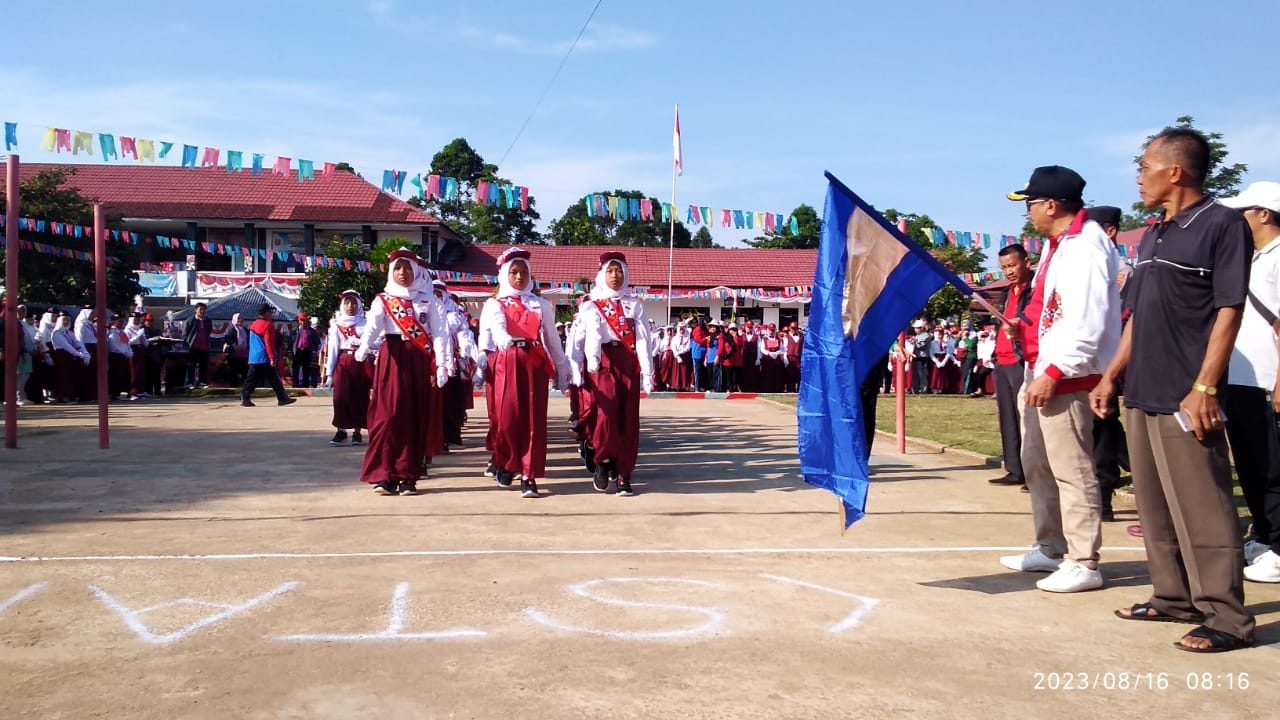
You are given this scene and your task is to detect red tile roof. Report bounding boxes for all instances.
[450,244,819,290]
[6,163,441,226]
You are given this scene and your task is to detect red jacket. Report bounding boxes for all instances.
[249,319,278,364]
[719,335,741,367]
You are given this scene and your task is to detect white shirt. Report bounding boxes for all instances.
[1228,236,1280,390]
[355,293,455,376]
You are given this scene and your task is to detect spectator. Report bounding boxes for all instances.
[720,325,741,392]
[782,322,804,392]
[182,303,213,389]
[1219,181,1280,583]
[74,308,100,401]
[910,319,932,394]
[704,321,721,390]
[690,319,709,391]
[999,164,1120,594]
[1092,129,1254,651]
[224,313,250,389]
[291,314,322,389]
[969,326,996,398]
[50,312,88,403]
[989,244,1035,488]
[124,311,151,399]
[928,326,957,394]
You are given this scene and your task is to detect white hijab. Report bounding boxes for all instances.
[334,291,366,328]
[74,308,96,343]
[589,258,630,301]
[497,257,535,300]
[36,312,57,344]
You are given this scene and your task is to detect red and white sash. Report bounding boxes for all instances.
[380,293,433,355]
[591,298,637,352]
[497,296,555,376]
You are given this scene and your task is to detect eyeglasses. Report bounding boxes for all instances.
[1024,198,1049,211]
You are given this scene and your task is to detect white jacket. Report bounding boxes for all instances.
[1032,217,1121,380]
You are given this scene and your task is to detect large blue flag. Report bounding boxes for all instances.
[798,172,973,528]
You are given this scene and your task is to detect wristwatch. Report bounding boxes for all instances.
[1191,382,1218,397]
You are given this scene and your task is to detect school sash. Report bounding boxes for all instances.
[497,296,556,377]
[591,298,637,352]
[380,293,432,355]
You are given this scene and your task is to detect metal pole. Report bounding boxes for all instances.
[666,154,676,326]
[95,204,108,449]
[4,154,18,449]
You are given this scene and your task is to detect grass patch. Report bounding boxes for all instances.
[875,395,1003,458]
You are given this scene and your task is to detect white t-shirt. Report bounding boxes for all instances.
[1228,236,1280,390]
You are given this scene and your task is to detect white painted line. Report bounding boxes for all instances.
[0,582,49,615]
[89,582,300,645]
[760,574,879,634]
[275,582,486,642]
[524,578,726,640]
[0,546,1148,563]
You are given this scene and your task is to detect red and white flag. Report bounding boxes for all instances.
[673,104,683,176]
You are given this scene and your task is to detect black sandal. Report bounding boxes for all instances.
[1114,603,1204,624]
[1174,625,1253,654]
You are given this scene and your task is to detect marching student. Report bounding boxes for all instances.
[435,279,479,451]
[325,290,372,447]
[50,312,88,403]
[105,313,134,400]
[478,247,570,498]
[73,308,100,401]
[576,251,653,496]
[356,250,454,496]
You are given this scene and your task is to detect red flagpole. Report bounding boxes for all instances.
[95,204,109,449]
[4,155,19,449]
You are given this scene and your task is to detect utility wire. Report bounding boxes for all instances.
[496,0,604,167]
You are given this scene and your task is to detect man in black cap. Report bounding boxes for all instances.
[1091,128,1254,652]
[1084,205,1132,521]
[998,165,1122,594]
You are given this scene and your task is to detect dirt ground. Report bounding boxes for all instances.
[1,395,1276,719]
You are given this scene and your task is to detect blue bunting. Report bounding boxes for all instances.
[181,144,198,169]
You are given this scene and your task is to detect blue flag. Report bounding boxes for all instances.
[798,172,972,527]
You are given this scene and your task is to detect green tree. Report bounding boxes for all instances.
[0,168,143,310]
[1125,115,1247,228]
[690,226,722,248]
[295,236,403,321]
[883,207,987,321]
[548,190,691,247]
[744,204,821,249]
[411,138,542,245]
[883,208,943,249]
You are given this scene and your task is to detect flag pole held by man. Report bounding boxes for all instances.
[799,172,991,528]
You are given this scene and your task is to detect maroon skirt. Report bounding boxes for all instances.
[359,337,432,485]
[586,344,642,478]
[669,351,693,391]
[490,345,551,479]
[53,349,80,401]
[108,353,131,397]
[332,352,373,429]
[658,350,675,389]
[758,355,785,393]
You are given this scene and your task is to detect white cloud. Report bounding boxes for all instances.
[459,22,658,56]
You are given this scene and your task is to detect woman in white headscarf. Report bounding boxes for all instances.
[325,290,372,447]
[50,312,89,403]
[355,249,454,496]
[478,247,570,498]
[73,307,100,401]
[105,312,134,399]
[669,322,693,391]
[572,250,653,496]
[433,278,479,450]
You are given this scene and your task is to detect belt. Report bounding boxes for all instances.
[385,335,432,352]
[511,339,541,349]
[340,349,357,355]
[603,341,623,348]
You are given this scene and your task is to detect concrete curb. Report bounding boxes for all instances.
[873,429,1002,468]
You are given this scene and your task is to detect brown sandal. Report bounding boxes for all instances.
[1114,602,1203,624]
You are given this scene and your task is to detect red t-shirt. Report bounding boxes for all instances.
[994,282,1029,366]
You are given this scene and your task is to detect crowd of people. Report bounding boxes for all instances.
[630,318,804,393]
[975,129,1280,654]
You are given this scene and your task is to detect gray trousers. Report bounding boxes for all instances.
[994,362,1025,481]
[1128,409,1254,641]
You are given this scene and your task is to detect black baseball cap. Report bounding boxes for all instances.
[1086,205,1123,226]
[1007,165,1086,202]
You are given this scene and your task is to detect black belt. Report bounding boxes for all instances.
[603,341,623,348]
[386,335,431,352]
[511,339,541,349]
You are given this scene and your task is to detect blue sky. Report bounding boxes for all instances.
[3,0,1278,261]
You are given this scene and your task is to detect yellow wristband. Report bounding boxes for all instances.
[1191,382,1218,397]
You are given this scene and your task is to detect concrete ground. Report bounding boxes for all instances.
[0,395,1276,719]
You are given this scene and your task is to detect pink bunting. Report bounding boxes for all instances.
[201,147,220,168]
[519,186,529,211]
[120,137,138,160]
[273,157,291,175]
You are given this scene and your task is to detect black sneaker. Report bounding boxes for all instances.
[592,462,610,493]
[399,481,418,496]
[616,478,635,497]
[240,399,255,407]
[373,481,399,496]
[351,431,363,445]
[278,397,297,406]
[520,477,539,498]
[580,440,597,473]
[330,430,349,446]
[484,461,497,478]
[496,468,515,488]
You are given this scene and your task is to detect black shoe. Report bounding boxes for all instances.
[580,441,597,473]
[330,430,349,446]
[399,481,418,496]
[240,399,255,407]
[351,431,363,445]
[484,461,497,479]
[496,468,515,488]
[278,397,297,406]
[373,481,399,496]
[607,462,619,481]
[988,473,1023,486]
[592,462,610,492]
[616,478,635,497]
[1102,508,1116,522]
[520,477,539,498]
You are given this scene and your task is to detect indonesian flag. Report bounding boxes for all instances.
[673,104,683,176]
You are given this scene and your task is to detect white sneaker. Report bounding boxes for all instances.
[1244,550,1280,583]
[1243,539,1271,565]
[1036,560,1104,593]
[1000,547,1062,573]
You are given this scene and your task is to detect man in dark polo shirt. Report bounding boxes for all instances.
[1091,128,1255,652]
[989,244,1034,488]
[1085,205,1132,521]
